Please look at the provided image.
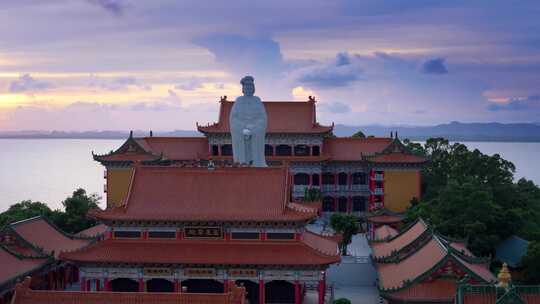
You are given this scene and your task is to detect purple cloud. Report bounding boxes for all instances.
[421,58,448,75]
[488,95,540,111]
[86,0,127,16]
[9,74,53,93]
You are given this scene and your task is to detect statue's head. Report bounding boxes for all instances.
[240,76,255,96]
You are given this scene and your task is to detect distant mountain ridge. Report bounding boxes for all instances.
[1,122,539,142]
[333,122,540,142]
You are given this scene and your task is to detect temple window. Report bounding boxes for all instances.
[148,231,176,239]
[266,232,295,240]
[338,173,348,185]
[211,145,219,156]
[265,144,274,156]
[322,196,334,212]
[352,172,367,185]
[293,173,310,185]
[311,174,320,186]
[312,145,320,156]
[294,144,310,156]
[376,181,383,188]
[322,173,335,185]
[220,144,232,156]
[231,232,260,240]
[352,196,367,212]
[113,231,141,239]
[275,144,292,156]
[338,197,348,212]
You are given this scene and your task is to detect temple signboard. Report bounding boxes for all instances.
[184,226,223,239]
[184,268,217,277]
[228,269,258,278]
[143,267,173,277]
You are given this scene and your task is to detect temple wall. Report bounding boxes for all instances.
[384,170,421,212]
[106,168,133,208]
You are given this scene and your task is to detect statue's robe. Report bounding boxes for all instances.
[229,95,268,167]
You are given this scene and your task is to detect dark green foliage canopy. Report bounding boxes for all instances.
[351,130,366,138]
[522,241,540,284]
[0,188,100,234]
[403,138,540,257]
[330,213,359,256]
[333,298,352,304]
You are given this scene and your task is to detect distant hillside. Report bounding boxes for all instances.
[334,122,540,142]
[1,122,539,142]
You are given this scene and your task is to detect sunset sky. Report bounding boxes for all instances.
[0,0,539,131]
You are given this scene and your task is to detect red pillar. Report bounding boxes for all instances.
[174,279,180,292]
[223,279,229,292]
[318,279,325,304]
[104,277,110,291]
[138,278,145,292]
[259,280,265,304]
[96,279,101,291]
[294,281,301,304]
[80,277,86,291]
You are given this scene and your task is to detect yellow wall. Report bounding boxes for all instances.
[384,170,420,213]
[107,167,133,208]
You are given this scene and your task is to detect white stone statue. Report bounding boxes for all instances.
[230,76,268,167]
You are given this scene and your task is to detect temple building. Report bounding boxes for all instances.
[371,219,497,303]
[455,263,540,304]
[0,217,92,304]
[94,98,427,217]
[59,165,340,304]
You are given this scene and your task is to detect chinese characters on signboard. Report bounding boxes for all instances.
[184,226,223,239]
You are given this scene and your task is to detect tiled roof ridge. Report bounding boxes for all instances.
[371,217,425,246]
[0,256,52,292]
[6,216,93,257]
[0,243,48,260]
[10,215,92,241]
[301,230,340,257]
[286,203,317,214]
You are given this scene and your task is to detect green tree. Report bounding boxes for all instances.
[330,213,359,256]
[333,299,352,304]
[303,187,322,202]
[351,130,365,138]
[0,200,53,227]
[521,241,540,284]
[56,188,100,233]
[404,138,540,256]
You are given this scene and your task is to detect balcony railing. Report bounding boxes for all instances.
[372,188,384,195]
[321,185,335,192]
[351,184,369,191]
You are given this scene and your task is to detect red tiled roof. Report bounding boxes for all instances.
[12,277,246,304]
[91,166,317,222]
[368,152,427,163]
[374,225,399,241]
[455,255,496,284]
[302,231,339,256]
[10,217,90,257]
[0,246,49,287]
[377,237,447,289]
[197,100,333,134]
[96,137,209,162]
[372,220,428,258]
[386,280,457,303]
[323,137,393,161]
[450,241,474,257]
[75,224,108,238]
[138,137,209,160]
[60,238,340,266]
[366,214,403,224]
